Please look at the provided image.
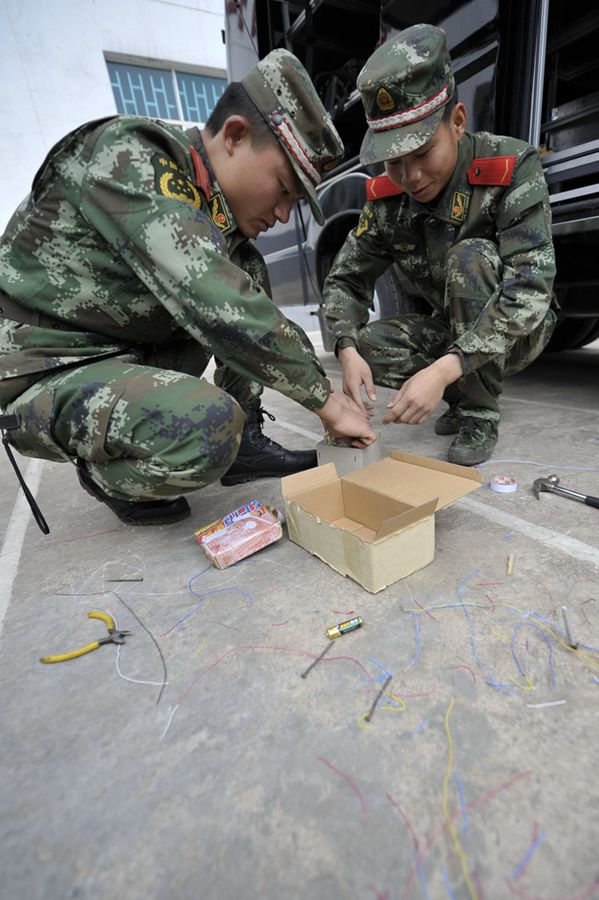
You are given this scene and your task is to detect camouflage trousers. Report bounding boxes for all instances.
[3,338,252,500]
[359,239,557,421]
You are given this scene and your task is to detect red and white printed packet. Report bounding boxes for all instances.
[194,500,283,569]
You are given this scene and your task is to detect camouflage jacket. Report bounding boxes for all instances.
[324,131,557,372]
[0,115,329,410]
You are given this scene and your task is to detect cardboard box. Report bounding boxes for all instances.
[281,451,482,593]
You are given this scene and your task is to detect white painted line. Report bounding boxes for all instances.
[502,394,599,416]
[458,495,599,568]
[275,418,322,442]
[0,457,44,640]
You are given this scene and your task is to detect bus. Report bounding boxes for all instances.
[225,0,599,352]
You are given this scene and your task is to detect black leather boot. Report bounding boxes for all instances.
[221,399,317,486]
[77,461,190,525]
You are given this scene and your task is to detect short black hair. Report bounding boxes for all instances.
[205,81,275,146]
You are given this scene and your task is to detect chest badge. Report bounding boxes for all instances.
[450,190,469,223]
[394,242,416,253]
[209,193,230,231]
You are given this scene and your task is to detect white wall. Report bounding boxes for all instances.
[0,0,226,228]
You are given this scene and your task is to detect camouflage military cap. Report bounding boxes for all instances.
[358,24,455,164]
[242,49,344,225]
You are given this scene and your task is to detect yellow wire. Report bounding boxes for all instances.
[443,698,478,900]
[496,601,599,674]
[404,599,599,674]
[356,687,407,729]
[380,689,407,713]
[507,673,534,691]
[192,639,207,660]
[491,629,511,643]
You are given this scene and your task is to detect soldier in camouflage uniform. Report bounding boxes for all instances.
[324,24,557,465]
[0,50,375,526]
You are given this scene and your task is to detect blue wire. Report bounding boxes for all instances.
[440,865,457,900]
[368,656,393,683]
[510,621,556,688]
[405,611,423,671]
[511,831,546,881]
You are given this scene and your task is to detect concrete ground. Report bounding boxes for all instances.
[1,320,598,900]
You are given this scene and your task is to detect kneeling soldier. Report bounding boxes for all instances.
[324,24,557,466]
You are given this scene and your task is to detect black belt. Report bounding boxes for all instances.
[0,290,80,331]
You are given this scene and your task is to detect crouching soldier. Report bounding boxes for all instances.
[0,49,375,526]
[324,24,557,465]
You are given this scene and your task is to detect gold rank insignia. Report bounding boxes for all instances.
[376,87,395,111]
[209,193,230,231]
[450,190,469,223]
[152,154,203,208]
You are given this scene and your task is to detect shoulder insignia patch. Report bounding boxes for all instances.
[468,156,517,186]
[209,192,230,231]
[152,153,203,208]
[355,206,373,238]
[450,190,469,223]
[366,175,404,202]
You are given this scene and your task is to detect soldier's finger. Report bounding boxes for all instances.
[363,375,377,402]
[382,406,402,425]
[349,388,368,414]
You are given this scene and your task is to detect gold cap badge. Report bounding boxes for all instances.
[376,87,395,112]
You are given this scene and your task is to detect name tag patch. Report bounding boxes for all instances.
[451,190,469,223]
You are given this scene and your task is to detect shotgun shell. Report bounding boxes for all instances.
[326,616,363,639]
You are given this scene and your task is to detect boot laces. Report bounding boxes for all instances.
[246,405,280,452]
[255,406,276,427]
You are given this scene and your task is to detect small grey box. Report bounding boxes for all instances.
[316,436,382,476]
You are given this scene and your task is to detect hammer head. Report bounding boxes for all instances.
[532,474,560,500]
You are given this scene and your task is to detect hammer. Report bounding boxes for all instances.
[532,474,599,509]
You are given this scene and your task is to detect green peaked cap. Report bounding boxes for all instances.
[358,24,455,165]
[242,49,344,225]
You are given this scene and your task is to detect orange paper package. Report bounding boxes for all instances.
[194,500,283,569]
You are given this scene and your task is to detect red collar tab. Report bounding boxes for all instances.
[189,145,212,200]
[468,155,516,186]
[366,174,404,202]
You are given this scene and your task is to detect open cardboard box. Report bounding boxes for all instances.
[281,451,483,593]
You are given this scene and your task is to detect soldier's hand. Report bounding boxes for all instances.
[338,346,377,414]
[382,356,463,425]
[317,390,377,448]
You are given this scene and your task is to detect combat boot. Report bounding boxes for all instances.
[434,404,461,435]
[447,418,498,467]
[221,399,317,486]
[434,383,463,435]
[77,461,190,525]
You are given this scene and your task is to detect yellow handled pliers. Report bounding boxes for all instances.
[40,611,131,664]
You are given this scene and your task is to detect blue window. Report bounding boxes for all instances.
[176,72,227,123]
[106,60,227,125]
